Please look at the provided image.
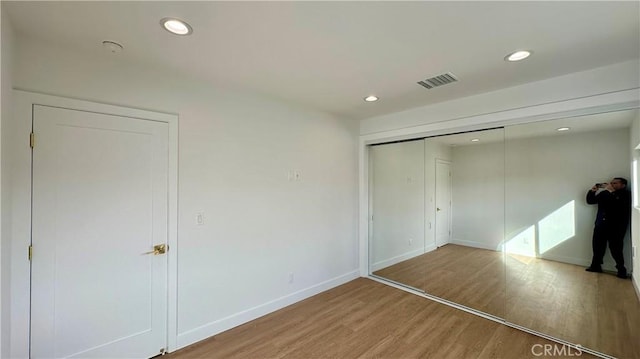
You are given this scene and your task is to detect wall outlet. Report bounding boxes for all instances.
[409,238,413,246]
[288,272,294,283]
[196,212,204,225]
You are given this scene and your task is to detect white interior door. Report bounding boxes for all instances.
[31,105,169,358]
[435,160,452,247]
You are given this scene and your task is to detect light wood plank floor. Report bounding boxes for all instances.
[168,278,594,359]
[374,244,640,358]
[506,252,640,358]
[374,244,505,318]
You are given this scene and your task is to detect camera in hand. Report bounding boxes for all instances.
[595,183,606,188]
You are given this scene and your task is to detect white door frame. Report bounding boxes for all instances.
[9,90,179,357]
[435,159,452,247]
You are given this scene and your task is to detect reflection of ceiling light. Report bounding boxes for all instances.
[471,138,480,142]
[364,95,379,102]
[161,18,193,35]
[557,127,571,131]
[505,50,532,62]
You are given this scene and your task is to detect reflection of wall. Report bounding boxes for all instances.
[424,141,452,249]
[370,139,452,271]
[451,142,505,250]
[370,141,425,271]
[451,129,629,269]
[505,129,630,269]
[631,112,640,293]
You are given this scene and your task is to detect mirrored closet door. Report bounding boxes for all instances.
[368,110,640,358]
[369,128,506,318]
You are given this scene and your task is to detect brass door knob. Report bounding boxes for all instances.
[143,244,167,255]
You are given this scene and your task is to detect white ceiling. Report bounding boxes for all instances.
[4,1,640,120]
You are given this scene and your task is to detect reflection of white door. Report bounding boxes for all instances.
[31,105,169,358]
[435,160,452,247]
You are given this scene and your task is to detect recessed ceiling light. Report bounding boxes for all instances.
[161,17,193,35]
[471,138,480,142]
[557,127,571,132]
[364,95,379,102]
[505,50,532,62]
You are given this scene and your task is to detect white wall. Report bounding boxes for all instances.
[8,36,359,353]
[369,140,425,270]
[450,129,631,269]
[631,112,640,294]
[0,5,14,357]
[451,141,505,250]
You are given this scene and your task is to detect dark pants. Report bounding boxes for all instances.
[590,225,626,273]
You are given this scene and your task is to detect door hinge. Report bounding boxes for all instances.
[30,132,35,149]
[28,245,33,261]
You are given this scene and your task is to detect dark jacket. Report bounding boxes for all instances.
[586,189,631,229]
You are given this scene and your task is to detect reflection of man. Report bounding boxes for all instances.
[585,178,631,278]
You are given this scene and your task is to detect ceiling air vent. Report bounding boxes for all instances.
[417,72,458,89]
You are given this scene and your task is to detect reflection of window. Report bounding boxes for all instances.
[538,201,575,254]
[505,225,536,257]
[505,201,576,258]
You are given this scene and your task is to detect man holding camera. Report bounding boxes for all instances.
[585,177,631,279]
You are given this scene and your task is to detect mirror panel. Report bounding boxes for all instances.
[369,128,506,318]
[369,139,426,291]
[368,110,640,358]
[421,129,505,318]
[504,110,640,358]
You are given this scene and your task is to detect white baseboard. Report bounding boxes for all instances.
[634,276,640,303]
[174,270,360,351]
[539,253,591,268]
[451,239,499,251]
[371,248,425,272]
[451,241,601,270]
[424,243,437,254]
